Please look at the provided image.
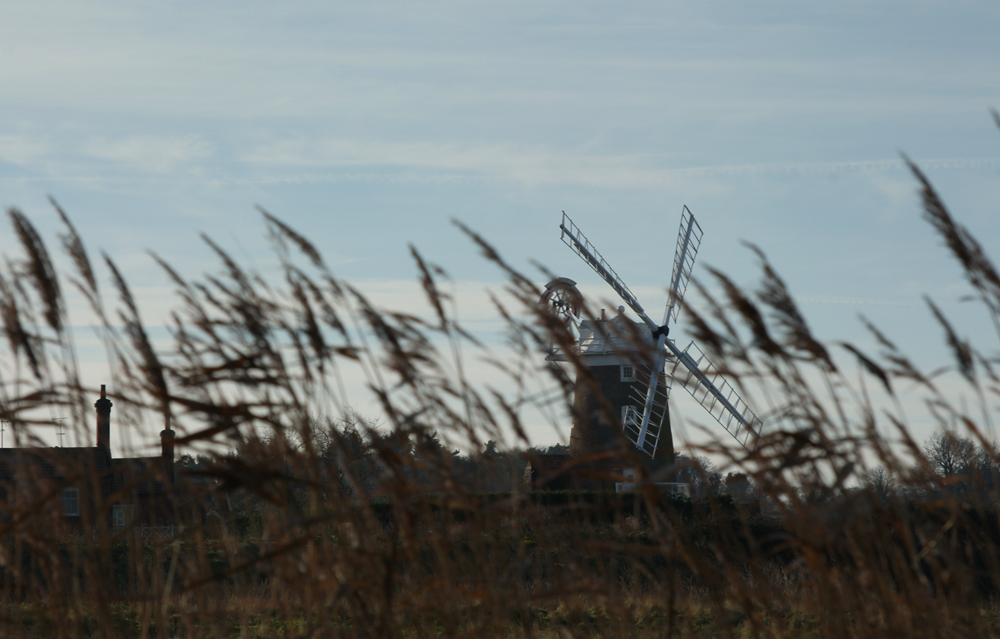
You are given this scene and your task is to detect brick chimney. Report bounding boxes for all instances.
[95,384,112,456]
[160,425,175,461]
[160,418,174,484]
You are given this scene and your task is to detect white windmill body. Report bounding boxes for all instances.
[545,208,763,485]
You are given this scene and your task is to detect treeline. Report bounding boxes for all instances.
[862,431,1000,506]
[176,424,1000,516]
[175,417,557,502]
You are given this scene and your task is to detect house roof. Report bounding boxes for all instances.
[0,447,170,496]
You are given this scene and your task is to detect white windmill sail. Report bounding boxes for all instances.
[664,206,702,326]
[631,208,702,455]
[626,360,670,456]
[670,341,762,448]
[560,212,645,318]
[559,208,762,455]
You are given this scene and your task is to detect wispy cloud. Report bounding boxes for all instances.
[0,134,51,167]
[84,135,214,173]
[796,295,921,307]
[239,137,1000,188]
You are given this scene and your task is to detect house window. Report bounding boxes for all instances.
[112,504,134,530]
[621,365,636,382]
[60,487,79,516]
[622,406,641,429]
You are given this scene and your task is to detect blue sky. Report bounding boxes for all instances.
[2,1,999,453]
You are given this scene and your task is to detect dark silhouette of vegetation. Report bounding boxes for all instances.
[0,116,999,637]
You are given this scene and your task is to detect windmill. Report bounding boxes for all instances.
[552,207,762,465]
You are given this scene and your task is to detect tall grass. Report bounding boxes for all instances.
[1,138,1000,638]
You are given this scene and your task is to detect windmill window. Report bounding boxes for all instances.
[622,406,641,428]
[621,365,636,382]
[60,487,79,516]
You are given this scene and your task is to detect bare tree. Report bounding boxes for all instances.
[863,466,895,506]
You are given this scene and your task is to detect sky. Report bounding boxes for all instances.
[1,1,999,456]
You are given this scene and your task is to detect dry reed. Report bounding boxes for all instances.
[1,133,1000,638]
